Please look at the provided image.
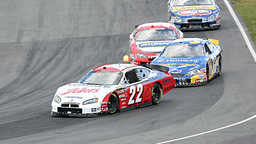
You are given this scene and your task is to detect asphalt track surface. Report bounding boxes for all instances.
[0,0,256,144]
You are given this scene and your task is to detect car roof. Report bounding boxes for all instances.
[137,22,177,30]
[93,64,141,72]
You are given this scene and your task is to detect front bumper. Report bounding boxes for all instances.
[175,79,206,87]
[172,74,207,87]
[51,111,98,117]
[51,102,105,116]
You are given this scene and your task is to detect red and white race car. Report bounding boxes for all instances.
[127,22,183,65]
[51,64,176,116]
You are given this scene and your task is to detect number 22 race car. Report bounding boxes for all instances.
[51,64,176,116]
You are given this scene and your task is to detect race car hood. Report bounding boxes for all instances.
[136,41,172,53]
[151,57,206,75]
[170,5,218,17]
[55,83,118,104]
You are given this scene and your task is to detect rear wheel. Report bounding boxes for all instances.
[152,83,163,105]
[108,93,119,114]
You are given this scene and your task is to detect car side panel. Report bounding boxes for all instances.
[115,72,175,110]
[118,81,153,110]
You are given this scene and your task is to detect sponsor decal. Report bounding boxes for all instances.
[101,103,108,112]
[161,63,195,66]
[121,98,126,101]
[65,96,83,99]
[178,9,211,16]
[116,89,128,94]
[61,88,100,96]
[195,79,201,83]
[121,106,127,109]
[172,6,216,12]
[101,107,108,112]
[138,42,170,48]
[91,108,97,112]
[158,59,198,62]
[163,78,172,83]
[119,94,126,98]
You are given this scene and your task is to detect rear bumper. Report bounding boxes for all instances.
[175,22,220,31]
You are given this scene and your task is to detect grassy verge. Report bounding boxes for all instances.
[232,0,256,44]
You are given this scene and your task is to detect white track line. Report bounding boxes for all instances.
[157,1,256,143]
[156,115,256,144]
[224,0,256,62]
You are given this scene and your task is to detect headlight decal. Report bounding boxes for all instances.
[186,69,202,76]
[136,53,147,59]
[54,95,61,104]
[208,15,215,22]
[171,16,182,23]
[82,98,99,105]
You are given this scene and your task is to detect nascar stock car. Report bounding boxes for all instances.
[51,64,176,116]
[167,0,221,30]
[151,38,222,86]
[128,22,183,65]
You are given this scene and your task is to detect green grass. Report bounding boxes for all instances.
[232,0,256,43]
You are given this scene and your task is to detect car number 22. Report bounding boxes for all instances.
[128,84,143,105]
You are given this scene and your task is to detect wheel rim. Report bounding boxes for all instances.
[108,94,117,113]
[153,86,160,101]
[152,84,162,104]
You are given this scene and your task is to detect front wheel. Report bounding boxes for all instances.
[152,83,163,105]
[217,57,222,76]
[206,64,210,82]
[108,93,119,114]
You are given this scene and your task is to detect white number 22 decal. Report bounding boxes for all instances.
[128,84,143,105]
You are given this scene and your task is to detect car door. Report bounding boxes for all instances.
[123,68,152,108]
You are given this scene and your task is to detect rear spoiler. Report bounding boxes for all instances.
[141,63,169,73]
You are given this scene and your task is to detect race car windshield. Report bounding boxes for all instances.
[160,44,205,58]
[174,0,213,6]
[78,71,123,85]
[136,28,178,41]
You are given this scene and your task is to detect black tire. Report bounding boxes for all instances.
[152,83,163,105]
[217,56,222,76]
[108,93,119,114]
[206,64,210,82]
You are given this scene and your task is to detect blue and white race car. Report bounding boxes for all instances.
[167,0,221,30]
[151,38,222,86]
